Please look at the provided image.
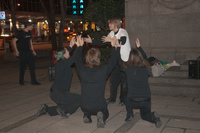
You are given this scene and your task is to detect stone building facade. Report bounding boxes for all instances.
[125,0,200,64]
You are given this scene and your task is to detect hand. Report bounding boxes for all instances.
[14,51,19,57]
[111,36,117,47]
[115,39,121,47]
[101,36,112,43]
[76,35,84,47]
[32,50,37,56]
[136,38,140,48]
[69,37,76,47]
[83,35,92,43]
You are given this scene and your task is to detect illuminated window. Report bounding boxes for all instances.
[80,0,83,3]
[80,5,83,9]
[72,0,76,3]
[73,11,77,14]
[73,5,76,9]
[80,10,83,14]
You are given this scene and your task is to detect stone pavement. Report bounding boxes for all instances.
[0,56,200,133]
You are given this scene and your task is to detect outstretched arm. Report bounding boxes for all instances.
[84,35,109,46]
[105,37,121,75]
[136,38,147,59]
[74,35,84,71]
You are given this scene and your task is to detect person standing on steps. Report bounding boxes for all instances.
[12,22,41,85]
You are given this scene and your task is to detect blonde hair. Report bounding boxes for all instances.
[108,18,122,29]
[85,48,101,68]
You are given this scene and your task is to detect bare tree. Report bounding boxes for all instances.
[40,0,57,50]
[58,0,67,48]
[8,0,17,36]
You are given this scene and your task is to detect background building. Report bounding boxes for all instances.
[125,0,200,64]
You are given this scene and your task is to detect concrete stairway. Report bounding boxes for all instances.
[149,63,200,97]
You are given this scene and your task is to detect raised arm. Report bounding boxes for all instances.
[74,35,84,71]
[136,38,147,59]
[105,37,121,75]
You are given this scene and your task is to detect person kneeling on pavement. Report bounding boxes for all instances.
[36,38,80,118]
[120,38,162,128]
[74,35,120,128]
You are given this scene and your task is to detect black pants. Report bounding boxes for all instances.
[19,52,37,83]
[109,64,128,102]
[47,104,80,116]
[125,97,155,123]
[81,107,109,122]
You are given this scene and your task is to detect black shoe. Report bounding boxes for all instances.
[125,114,134,121]
[37,104,48,116]
[56,107,68,118]
[19,82,24,85]
[106,98,116,104]
[153,112,162,128]
[83,115,92,123]
[97,111,105,128]
[118,101,125,106]
[31,81,41,85]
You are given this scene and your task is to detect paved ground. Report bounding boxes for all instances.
[0,48,200,133]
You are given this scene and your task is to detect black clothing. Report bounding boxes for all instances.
[109,64,128,102]
[19,52,36,83]
[15,30,38,84]
[50,47,80,115]
[125,98,155,123]
[122,47,157,124]
[16,30,32,52]
[74,46,119,121]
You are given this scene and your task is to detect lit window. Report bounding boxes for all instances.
[80,0,83,3]
[73,5,76,9]
[80,5,83,9]
[72,0,76,3]
[80,10,83,14]
[73,11,76,14]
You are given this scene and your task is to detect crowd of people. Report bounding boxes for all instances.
[13,20,162,128]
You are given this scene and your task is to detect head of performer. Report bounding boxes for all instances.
[85,48,101,68]
[54,47,70,62]
[108,18,121,32]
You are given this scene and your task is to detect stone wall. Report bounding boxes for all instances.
[125,0,200,64]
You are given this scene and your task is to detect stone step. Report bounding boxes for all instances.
[180,64,188,71]
[149,76,200,86]
[164,70,188,78]
[150,83,200,97]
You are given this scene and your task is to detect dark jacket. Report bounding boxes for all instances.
[75,46,120,111]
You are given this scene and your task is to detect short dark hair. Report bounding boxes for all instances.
[25,22,33,27]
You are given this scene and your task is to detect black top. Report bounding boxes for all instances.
[51,47,73,92]
[75,46,120,110]
[120,47,151,98]
[15,30,32,52]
